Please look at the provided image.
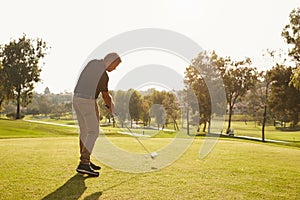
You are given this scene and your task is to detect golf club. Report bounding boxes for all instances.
[105,106,157,159]
[114,113,158,159]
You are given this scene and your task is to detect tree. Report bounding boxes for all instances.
[129,90,143,127]
[141,94,151,127]
[215,55,258,133]
[282,7,300,63]
[0,63,14,110]
[268,65,300,127]
[0,35,48,119]
[290,66,300,90]
[243,79,265,126]
[185,62,210,132]
[113,90,129,126]
[149,90,167,130]
[37,95,52,116]
[184,51,228,133]
[162,92,180,130]
[282,7,300,90]
[44,87,51,95]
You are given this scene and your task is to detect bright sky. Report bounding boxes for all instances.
[1,0,299,93]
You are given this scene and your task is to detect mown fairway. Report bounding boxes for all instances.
[0,119,299,199]
[226,121,300,143]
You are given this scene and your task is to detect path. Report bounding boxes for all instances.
[231,134,291,144]
[24,120,291,143]
[24,120,149,137]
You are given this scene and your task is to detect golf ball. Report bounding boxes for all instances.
[151,152,158,158]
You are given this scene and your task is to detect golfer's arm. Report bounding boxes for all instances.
[101,91,114,111]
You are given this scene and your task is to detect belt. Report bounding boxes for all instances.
[73,93,95,99]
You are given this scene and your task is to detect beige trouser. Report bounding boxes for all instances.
[73,97,100,164]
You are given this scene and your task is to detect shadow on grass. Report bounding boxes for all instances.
[42,173,138,200]
[42,174,102,200]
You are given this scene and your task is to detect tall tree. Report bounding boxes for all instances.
[282,7,300,63]
[0,35,48,119]
[162,92,180,130]
[141,94,151,127]
[129,90,142,127]
[114,90,130,127]
[184,52,211,132]
[282,7,300,90]
[268,65,300,127]
[184,51,226,133]
[149,90,167,130]
[215,55,258,133]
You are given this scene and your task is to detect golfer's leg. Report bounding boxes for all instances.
[81,101,99,163]
[77,112,88,162]
[73,98,89,164]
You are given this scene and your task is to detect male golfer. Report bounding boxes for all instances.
[73,52,121,176]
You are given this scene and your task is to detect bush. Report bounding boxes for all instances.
[6,112,25,119]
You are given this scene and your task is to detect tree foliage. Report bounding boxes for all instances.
[282,7,300,63]
[184,51,212,132]
[268,65,300,126]
[129,90,143,126]
[185,51,257,133]
[215,55,258,133]
[282,7,300,90]
[0,34,48,119]
[290,67,300,90]
[162,92,180,130]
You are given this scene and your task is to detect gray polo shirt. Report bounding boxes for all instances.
[74,59,109,99]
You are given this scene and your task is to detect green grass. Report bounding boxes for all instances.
[24,115,77,126]
[0,119,77,138]
[0,119,299,199]
[0,137,299,200]
[227,121,300,143]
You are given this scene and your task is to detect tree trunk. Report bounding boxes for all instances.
[187,106,190,135]
[16,90,21,119]
[292,110,299,127]
[0,97,4,109]
[262,104,267,142]
[262,81,269,142]
[173,118,179,131]
[202,120,207,132]
[227,104,233,134]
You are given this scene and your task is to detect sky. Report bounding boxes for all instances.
[1,0,299,93]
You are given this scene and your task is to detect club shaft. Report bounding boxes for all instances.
[114,114,153,157]
[122,122,152,155]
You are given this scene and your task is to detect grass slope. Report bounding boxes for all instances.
[0,119,77,138]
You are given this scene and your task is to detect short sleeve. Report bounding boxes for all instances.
[95,71,109,98]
